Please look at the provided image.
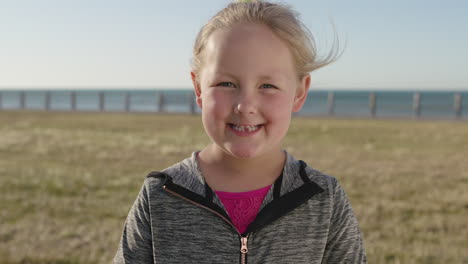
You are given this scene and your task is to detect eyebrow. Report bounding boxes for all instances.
[258,75,277,81]
[213,71,283,82]
[214,71,237,79]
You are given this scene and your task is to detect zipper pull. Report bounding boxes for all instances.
[240,236,248,254]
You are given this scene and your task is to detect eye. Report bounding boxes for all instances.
[260,83,277,89]
[217,82,236,88]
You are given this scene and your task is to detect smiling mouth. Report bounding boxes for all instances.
[228,123,263,132]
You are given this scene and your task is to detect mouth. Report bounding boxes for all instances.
[228,123,263,133]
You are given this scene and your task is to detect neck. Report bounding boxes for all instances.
[197,144,286,192]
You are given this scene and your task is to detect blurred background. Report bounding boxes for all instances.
[1,0,467,119]
[1,0,467,263]
[1,0,467,90]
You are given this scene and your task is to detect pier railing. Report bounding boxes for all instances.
[0,90,465,120]
[0,90,198,114]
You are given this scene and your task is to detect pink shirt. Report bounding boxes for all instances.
[215,185,272,234]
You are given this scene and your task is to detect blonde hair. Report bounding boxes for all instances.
[191,0,340,78]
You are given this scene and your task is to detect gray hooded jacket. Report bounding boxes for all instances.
[114,152,367,263]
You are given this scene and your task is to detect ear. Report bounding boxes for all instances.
[292,74,311,112]
[191,71,203,108]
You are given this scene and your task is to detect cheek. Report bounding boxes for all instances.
[263,93,295,117]
[201,90,233,130]
[202,90,232,111]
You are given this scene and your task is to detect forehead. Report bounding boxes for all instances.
[201,23,297,78]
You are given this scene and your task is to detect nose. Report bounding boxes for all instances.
[234,90,257,115]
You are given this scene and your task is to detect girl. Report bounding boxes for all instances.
[114,1,366,263]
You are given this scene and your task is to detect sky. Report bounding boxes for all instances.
[0,0,467,90]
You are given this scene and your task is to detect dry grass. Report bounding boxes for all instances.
[0,111,467,263]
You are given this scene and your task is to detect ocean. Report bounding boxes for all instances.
[0,89,467,120]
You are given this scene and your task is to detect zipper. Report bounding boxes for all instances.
[163,185,250,263]
[240,236,248,264]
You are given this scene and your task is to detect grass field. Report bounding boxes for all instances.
[1,111,467,263]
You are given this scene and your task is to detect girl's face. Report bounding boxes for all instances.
[192,23,310,160]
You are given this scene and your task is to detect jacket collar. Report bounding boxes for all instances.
[156,151,325,235]
[161,151,322,210]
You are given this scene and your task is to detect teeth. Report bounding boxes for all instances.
[231,125,260,132]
